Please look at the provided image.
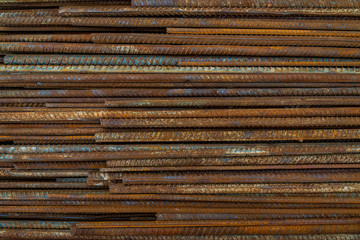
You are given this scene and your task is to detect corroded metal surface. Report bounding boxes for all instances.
[2,1,360,239]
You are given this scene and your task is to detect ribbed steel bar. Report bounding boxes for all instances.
[0,9,59,17]
[121,169,360,184]
[72,221,360,236]
[105,154,360,167]
[0,26,165,32]
[0,231,358,240]
[109,182,360,194]
[14,161,106,170]
[3,88,360,98]
[2,17,360,31]
[156,213,360,221]
[104,97,360,107]
[0,34,93,43]
[0,181,101,189]
[1,200,353,209]
[95,129,360,142]
[131,0,360,8]
[59,6,360,17]
[101,117,360,128]
[167,28,360,37]
[102,164,360,172]
[3,191,360,204]
[2,73,360,83]
[2,205,359,214]
[6,82,360,88]
[6,55,360,67]
[3,108,360,122]
[92,33,360,47]
[0,127,101,135]
[4,66,359,74]
[3,43,360,58]
[0,136,95,144]
[3,142,360,156]
[0,220,72,229]
[0,169,89,178]
[0,0,130,7]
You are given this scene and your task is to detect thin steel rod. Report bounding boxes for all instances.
[92,33,360,47]
[6,55,360,67]
[167,28,360,37]
[95,129,360,142]
[59,6,360,17]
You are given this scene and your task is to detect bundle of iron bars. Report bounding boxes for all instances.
[1,0,360,239]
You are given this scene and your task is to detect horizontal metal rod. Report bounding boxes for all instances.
[7,55,360,67]
[4,142,360,156]
[59,6,360,17]
[2,108,360,122]
[105,154,360,167]
[131,0,360,8]
[2,73,359,83]
[109,182,360,194]
[101,116,360,128]
[95,129,360,142]
[104,97,360,107]
[167,28,360,37]
[2,43,360,58]
[3,88,360,98]
[92,33,360,47]
[2,17,360,31]
[121,169,360,184]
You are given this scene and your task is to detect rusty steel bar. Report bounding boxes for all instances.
[3,108,360,122]
[95,129,360,142]
[104,97,360,107]
[14,161,106,170]
[59,6,360,17]
[3,190,360,204]
[1,199,353,209]
[4,66,359,74]
[167,28,360,37]
[156,213,360,221]
[131,0,360,8]
[0,26,165,32]
[2,17,360,31]
[100,116,360,128]
[3,88,360,98]
[0,9,59,17]
[0,34,93,43]
[6,55,360,67]
[0,127,101,135]
[92,33,360,47]
[0,136,95,144]
[101,164,360,172]
[0,169,89,178]
[109,182,360,194]
[0,220,72,229]
[0,231,358,240]
[7,81,360,88]
[6,142,360,159]
[71,221,360,236]
[105,154,360,167]
[0,181,102,189]
[0,0,130,7]
[121,169,360,184]
[2,205,360,214]
[4,142,360,156]
[3,43,360,58]
[1,73,360,83]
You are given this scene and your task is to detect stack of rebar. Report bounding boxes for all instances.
[1,0,360,239]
